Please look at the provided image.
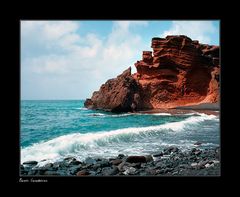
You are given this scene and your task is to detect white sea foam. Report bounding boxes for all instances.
[89,113,106,116]
[151,113,172,116]
[21,113,218,164]
[109,113,137,117]
[88,113,137,118]
[89,112,173,118]
[75,107,88,110]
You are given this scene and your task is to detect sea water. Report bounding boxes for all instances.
[20,100,220,165]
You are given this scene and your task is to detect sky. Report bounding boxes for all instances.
[21,20,220,100]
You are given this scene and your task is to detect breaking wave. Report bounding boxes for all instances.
[21,113,218,164]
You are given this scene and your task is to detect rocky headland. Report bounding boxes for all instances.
[84,35,220,112]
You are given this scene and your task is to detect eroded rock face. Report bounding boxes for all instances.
[85,35,220,111]
[84,67,141,112]
[132,35,220,109]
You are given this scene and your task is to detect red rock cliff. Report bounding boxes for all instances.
[85,35,220,111]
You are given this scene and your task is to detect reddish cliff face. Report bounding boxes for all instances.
[132,35,220,109]
[85,35,220,111]
[84,67,141,112]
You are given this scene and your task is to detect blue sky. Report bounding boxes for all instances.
[21,20,220,100]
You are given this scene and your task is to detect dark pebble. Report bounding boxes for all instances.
[85,157,97,165]
[43,163,53,168]
[76,169,90,176]
[146,168,157,175]
[69,165,82,174]
[194,141,202,146]
[98,159,111,168]
[194,150,202,156]
[23,161,38,165]
[153,152,163,157]
[126,156,146,163]
[145,155,153,162]
[129,162,141,169]
[117,154,125,159]
[28,169,38,175]
[101,166,119,176]
[111,159,122,165]
[163,146,179,154]
[64,157,76,161]
[92,163,101,170]
[123,166,137,175]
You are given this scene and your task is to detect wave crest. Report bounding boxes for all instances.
[21,113,218,164]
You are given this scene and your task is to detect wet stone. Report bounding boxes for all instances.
[64,157,76,161]
[163,146,179,155]
[198,160,209,167]
[43,163,53,168]
[172,171,179,175]
[153,152,163,157]
[88,171,97,176]
[23,161,38,165]
[69,160,82,165]
[145,155,154,162]
[194,150,202,156]
[98,159,111,168]
[117,154,125,159]
[194,142,202,146]
[69,165,82,174]
[85,157,97,165]
[117,161,126,171]
[77,169,90,176]
[101,166,119,176]
[123,167,136,175]
[28,169,38,175]
[126,156,146,163]
[111,159,122,166]
[92,163,101,170]
[129,162,141,169]
[146,168,157,175]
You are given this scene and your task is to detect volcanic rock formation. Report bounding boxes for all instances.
[84,67,140,112]
[84,35,220,112]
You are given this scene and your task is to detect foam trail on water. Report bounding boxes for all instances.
[75,107,88,110]
[151,113,172,116]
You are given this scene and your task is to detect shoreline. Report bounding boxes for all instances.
[137,103,220,116]
[21,146,220,176]
[174,103,220,110]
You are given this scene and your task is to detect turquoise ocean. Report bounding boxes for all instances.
[21,100,220,166]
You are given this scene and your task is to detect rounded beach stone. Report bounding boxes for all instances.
[76,169,90,176]
[126,156,146,163]
[23,161,38,165]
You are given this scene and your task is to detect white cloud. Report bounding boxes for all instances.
[161,21,217,44]
[21,21,79,41]
[21,21,149,99]
[113,21,148,31]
